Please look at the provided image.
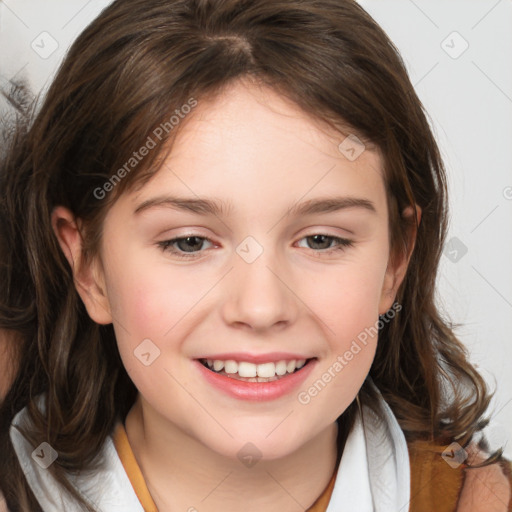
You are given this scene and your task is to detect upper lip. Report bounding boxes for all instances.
[196,352,315,364]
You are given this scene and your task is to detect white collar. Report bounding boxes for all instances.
[10,380,410,512]
[327,379,411,512]
[10,395,143,512]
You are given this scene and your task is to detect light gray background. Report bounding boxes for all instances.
[1,0,511,457]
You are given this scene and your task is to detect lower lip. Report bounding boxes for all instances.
[193,359,317,402]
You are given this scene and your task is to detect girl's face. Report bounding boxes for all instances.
[63,80,410,460]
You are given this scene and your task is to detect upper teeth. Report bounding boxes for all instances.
[204,359,307,377]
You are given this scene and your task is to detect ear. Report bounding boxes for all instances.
[379,204,421,314]
[51,206,113,324]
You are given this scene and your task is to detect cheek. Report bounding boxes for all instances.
[107,269,183,398]
[105,249,199,338]
[313,251,388,339]
[299,247,387,410]
[104,250,215,377]
[297,290,382,420]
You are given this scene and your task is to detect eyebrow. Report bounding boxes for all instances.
[134,195,233,216]
[133,195,377,217]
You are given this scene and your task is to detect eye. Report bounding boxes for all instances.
[296,234,354,254]
[157,233,354,260]
[158,235,214,259]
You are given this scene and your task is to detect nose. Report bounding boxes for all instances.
[220,243,298,333]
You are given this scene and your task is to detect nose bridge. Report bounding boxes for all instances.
[221,235,296,330]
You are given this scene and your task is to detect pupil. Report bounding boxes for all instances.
[310,234,330,250]
[179,236,202,252]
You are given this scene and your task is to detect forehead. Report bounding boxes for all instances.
[125,80,387,218]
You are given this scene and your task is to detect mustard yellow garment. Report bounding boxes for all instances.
[112,422,512,512]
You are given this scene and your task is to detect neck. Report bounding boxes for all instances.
[125,395,341,512]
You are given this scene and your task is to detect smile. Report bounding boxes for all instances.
[194,357,318,401]
[199,358,311,382]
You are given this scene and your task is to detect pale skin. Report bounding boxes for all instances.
[52,79,419,511]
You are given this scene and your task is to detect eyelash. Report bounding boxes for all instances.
[157,234,354,259]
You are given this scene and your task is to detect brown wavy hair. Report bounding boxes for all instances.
[0,0,502,510]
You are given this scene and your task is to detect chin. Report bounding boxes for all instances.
[206,420,311,462]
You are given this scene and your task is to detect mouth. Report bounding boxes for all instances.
[197,357,317,383]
